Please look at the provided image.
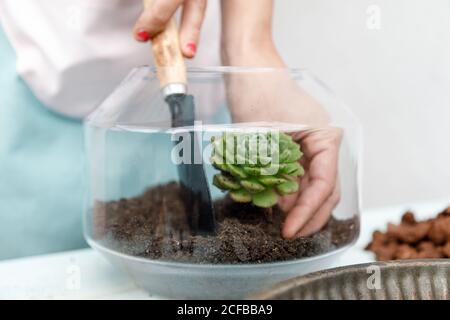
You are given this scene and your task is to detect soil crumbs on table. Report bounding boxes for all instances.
[94,182,358,264]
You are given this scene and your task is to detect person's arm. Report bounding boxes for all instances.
[220,0,284,67]
[221,0,340,239]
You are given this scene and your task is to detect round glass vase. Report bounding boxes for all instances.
[84,66,362,299]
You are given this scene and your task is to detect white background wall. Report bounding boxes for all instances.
[272,0,450,208]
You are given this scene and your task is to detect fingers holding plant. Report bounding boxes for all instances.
[280,128,343,239]
[134,0,207,58]
[294,181,341,237]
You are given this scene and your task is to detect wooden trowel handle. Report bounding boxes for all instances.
[143,0,187,91]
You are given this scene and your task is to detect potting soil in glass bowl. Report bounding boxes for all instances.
[84,67,361,299]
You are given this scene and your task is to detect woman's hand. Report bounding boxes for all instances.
[225,67,342,239]
[133,0,207,58]
[279,129,342,239]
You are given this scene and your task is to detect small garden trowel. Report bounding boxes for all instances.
[143,0,216,235]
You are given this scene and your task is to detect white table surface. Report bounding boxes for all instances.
[1,200,448,300]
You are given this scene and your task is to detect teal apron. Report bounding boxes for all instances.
[0,28,87,260]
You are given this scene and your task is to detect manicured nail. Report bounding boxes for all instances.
[186,42,197,55]
[136,30,151,42]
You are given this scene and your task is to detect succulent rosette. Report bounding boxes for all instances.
[211,131,304,208]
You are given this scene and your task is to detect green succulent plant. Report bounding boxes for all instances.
[211,131,304,208]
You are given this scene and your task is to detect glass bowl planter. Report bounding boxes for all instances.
[84,66,361,299]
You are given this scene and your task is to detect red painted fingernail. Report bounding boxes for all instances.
[136,30,151,41]
[187,42,197,55]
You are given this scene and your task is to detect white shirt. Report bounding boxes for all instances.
[0,0,220,118]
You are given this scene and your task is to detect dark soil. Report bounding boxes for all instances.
[94,182,359,264]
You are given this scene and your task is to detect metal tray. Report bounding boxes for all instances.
[251,260,450,300]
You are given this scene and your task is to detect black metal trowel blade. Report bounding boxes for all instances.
[165,94,216,235]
